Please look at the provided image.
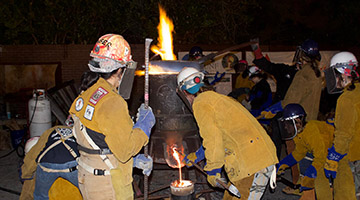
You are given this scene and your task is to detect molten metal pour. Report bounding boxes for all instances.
[172,146,184,183]
[169,146,195,198]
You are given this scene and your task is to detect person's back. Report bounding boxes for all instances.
[20,126,81,200]
[282,63,323,120]
[193,90,278,181]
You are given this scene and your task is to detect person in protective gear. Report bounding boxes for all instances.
[69,34,156,200]
[246,66,273,118]
[228,60,254,103]
[20,125,82,200]
[277,104,338,199]
[251,38,322,119]
[251,38,323,189]
[177,67,278,200]
[324,51,359,199]
[188,46,204,61]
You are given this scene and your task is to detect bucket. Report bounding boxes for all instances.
[10,129,25,149]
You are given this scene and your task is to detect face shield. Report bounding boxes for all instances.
[324,67,344,94]
[118,61,137,99]
[292,46,303,66]
[278,116,303,140]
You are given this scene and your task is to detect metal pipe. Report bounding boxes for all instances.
[143,38,153,200]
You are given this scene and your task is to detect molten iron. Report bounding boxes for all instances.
[172,145,183,182]
[170,180,194,198]
[169,145,195,197]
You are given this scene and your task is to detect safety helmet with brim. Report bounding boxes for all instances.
[325,51,359,94]
[88,34,137,99]
[278,104,306,140]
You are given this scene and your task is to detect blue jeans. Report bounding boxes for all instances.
[34,160,78,200]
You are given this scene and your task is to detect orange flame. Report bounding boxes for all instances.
[151,5,176,61]
[135,64,178,76]
[171,179,192,188]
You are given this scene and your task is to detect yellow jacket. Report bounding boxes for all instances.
[333,83,360,161]
[282,63,323,120]
[234,73,254,102]
[292,121,334,170]
[69,78,148,197]
[192,91,278,182]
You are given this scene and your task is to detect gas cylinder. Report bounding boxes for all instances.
[28,89,52,137]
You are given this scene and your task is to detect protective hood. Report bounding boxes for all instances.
[118,61,137,99]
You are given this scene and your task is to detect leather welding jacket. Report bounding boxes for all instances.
[192,91,278,182]
[291,121,335,200]
[253,56,298,103]
[292,121,334,174]
[234,72,254,102]
[282,63,323,120]
[333,83,360,162]
[69,77,148,199]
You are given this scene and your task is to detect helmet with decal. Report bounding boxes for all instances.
[89,34,133,73]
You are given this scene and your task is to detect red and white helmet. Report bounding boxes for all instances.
[330,51,358,77]
[248,66,261,77]
[89,34,133,73]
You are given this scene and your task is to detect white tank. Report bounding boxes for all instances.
[28,89,52,137]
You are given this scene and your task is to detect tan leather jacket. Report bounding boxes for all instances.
[193,91,278,182]
[282,63,323,120]
[333,83,360,161]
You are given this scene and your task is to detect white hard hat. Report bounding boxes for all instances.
[248,66,261,77]
[330,52,358,77]
[24,137,40,155]
[177,67,204,94]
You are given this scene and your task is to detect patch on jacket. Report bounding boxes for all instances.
[84,105,95,120]
[75,98,84,111]
[89,87,108,105]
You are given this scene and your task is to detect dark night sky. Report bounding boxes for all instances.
[1,0,359,49]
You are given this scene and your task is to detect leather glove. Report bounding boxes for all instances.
[276,153,298,175]
[206,168,225,188]
[133,154,153,176]
[183,146,205,167]
[300,165,316,192]
[133,103,156,138]
[324,145,347,179]
[209,71,226,85]
[258,101,283,119]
